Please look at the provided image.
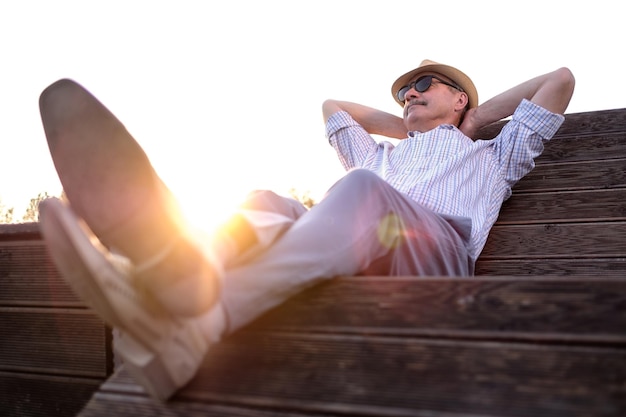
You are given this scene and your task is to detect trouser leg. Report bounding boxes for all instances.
[219,169,473,333]
[204,190,308,267]
[235,190,309,262]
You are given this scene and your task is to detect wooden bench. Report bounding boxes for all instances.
[2,107,625,416]
[0,223,113,417]
[476,107,626,277]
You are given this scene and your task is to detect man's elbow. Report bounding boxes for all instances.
[322,99,342,123]
[553,67,576,114]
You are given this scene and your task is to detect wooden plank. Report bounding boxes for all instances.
[477,107,626,139]
[0,224,112,417]
[0,222,40,240]
[496,189,626,224]
[476,258,626,277]
[0,308,110,377]
[537,132,626,164]
[79,274,626,417]
[244,276,626,344]
[555,107,626,137]
[514,158,626,192]
[87,334,626,417]
[0,371,102,417]
[0,240,82,306]
[481,222,626,258]
[80,393,340,417]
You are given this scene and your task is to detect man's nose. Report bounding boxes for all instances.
[404,87,420,102]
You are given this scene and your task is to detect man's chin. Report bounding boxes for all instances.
[405,108,424,126]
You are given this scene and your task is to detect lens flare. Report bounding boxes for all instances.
[377,212,406,249]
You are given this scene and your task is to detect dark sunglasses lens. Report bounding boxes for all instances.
[398,75,435,101]
[415,76,433,92]
[397,86,410,102]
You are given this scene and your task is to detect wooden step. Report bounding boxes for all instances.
[515,158,626,192]
[245,276,626,344]
[0,224,112,417]
[497,189,626,224]
[536,131,626,164]
[78,276,626,417]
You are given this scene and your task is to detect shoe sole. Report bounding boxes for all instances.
[39,79,220,317]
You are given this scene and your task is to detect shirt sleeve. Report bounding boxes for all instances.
[325,111,378,171]
[492,99,565,187]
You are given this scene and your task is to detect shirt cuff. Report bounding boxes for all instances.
[325,111,360,139]
[513,99,565,140]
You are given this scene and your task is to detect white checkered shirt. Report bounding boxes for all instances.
[326,99,565,260]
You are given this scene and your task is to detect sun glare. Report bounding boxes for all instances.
[172,185,247,237]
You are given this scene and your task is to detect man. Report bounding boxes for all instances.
[37,60,575,400]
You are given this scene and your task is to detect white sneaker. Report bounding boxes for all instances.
[38,197,220,400]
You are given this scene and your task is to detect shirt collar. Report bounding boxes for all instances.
[408,124,456,138]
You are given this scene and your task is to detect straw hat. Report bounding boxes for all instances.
[391,59,478,109]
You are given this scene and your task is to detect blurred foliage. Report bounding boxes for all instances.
[288,188,317,209]
[22,192,52,223]
[0,199,14,224]
[0,191,58,224]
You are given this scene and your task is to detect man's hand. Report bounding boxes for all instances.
[459,107,480,140]
[460,67,575,140]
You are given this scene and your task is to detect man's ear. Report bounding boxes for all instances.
[455,92,469,112]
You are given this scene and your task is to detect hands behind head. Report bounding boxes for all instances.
[458,107,479,140]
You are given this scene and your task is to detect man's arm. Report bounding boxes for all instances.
[460,67,575,139]
[322,99,408,139]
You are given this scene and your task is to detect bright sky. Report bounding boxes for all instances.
[1,1,623,228]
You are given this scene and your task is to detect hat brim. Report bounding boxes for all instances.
[391,60,478,109]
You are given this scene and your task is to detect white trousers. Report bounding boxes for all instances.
[211,169,473,334]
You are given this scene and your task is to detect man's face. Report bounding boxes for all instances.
[399,72,465,132]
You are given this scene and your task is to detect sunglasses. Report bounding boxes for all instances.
[397,75,464,102]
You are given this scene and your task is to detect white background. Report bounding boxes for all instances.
[1,0,622,228]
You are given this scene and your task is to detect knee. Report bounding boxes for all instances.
[342,169,381,188]
[241,189,306,218]
[323,169,386,202]
[241,190,282,209]
[244,189,278,201]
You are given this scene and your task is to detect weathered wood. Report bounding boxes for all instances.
[79,396,335,417]
[475,258,626,277]
[497,189,626,224]
[90,333,626,417]
[481,222,626,258]
[0,240,82,306]
[514,158,626,192]
[477,107,626,139]
[75,275,626,417]
[0,371,103,417]
[555,107,626,137]
[0,224,113,417]
[479,114,626,276]
[537,132,626,164]
[0,222,40,239]
[247,276,626,344]
[479,129,626,165]
[0,308,110,377]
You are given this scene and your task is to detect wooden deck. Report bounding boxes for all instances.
[2,107,626,416]
[86,276,626,417]
[0,223,112,417]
